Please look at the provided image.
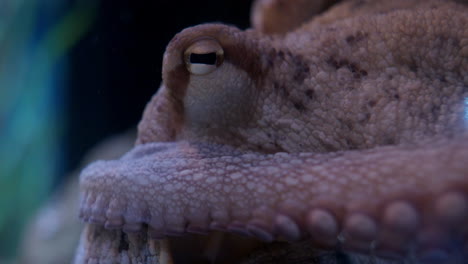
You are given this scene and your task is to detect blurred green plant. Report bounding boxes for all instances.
[0,0,96,261]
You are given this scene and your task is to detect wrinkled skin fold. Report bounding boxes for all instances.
[76,0,468,263]
[81,139,468,238]
[78,138,468,263]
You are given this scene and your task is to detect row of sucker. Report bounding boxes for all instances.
[80,189,468,261]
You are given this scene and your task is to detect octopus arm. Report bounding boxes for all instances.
[80,136,468,252]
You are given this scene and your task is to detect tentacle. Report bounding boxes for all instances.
[79,136,468,259]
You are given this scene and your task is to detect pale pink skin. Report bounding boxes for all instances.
[78,0,468,262]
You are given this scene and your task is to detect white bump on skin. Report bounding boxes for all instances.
[186,186,195,193]
[265,166,280,175]
[193,173,205,180]
[301,174,315,183]
[230,172,243,180]
[246,181,256,190]
[225,165,236,171]
[289,159,302,165]
[178,169,191,177]
[284,176,298,186]
[163,184,174,192]
[275,152,289,158]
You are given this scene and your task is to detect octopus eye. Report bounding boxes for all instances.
[184,39,224,75]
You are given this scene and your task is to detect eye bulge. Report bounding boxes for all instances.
[184,38,224,75]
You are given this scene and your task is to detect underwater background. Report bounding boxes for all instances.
[0,0,251,262]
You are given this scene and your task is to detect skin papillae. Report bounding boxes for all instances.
[76,0,468,263]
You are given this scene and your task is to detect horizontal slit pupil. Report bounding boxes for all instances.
[190,53,217,65]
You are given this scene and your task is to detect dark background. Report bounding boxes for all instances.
[66,0,253,177]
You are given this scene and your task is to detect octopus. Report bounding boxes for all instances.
[75,0,468,263]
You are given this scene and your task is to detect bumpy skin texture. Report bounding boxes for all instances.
[77,0,468,263]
